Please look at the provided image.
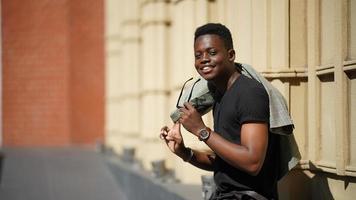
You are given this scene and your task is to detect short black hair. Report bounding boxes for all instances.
[194,23,234,49]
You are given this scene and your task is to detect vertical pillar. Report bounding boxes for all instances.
[347,0,356,174]
[288,0,308,161]
[213,0,227,22]
[138,0,170,169]
[270,0,289,70]
[269,0,290,105]
[0,2,2,147]
[252,0,268,71]
[105,0,124,151]
[317,0,337,169]
[195,0,209,26]
[213,0,253,65]
[120,0,141,150]
[234,0,252,64]
[290,0,307,69]
[334,0,348,175]
[170,0,199,86]
[307,0,320,162]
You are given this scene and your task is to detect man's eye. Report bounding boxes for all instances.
[209,51,217,55]
[195,54,201,59]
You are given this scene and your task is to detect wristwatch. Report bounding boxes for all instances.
[198,127,211,141]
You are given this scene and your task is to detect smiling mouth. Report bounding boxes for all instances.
[201,65,214,73]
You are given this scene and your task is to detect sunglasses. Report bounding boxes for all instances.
[176,77,201,109]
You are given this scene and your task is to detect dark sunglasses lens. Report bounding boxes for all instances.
[176,78,193,108]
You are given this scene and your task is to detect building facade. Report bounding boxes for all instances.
[1,0,355,199]
[1,0,106,146]
[105,0,356,199]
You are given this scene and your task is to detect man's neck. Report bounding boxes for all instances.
[214,68,241,93]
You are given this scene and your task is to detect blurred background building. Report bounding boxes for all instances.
[1,0,105,146]
[1,0,355,199]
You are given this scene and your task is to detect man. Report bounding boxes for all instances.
[160,23,279,200]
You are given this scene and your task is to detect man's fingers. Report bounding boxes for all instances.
[159,132,166,140]
[183,102,194,110]
[178,118,183,124]
[160,126,170,140]
[166,135,174,140]
[179,107,189,115]
[172,122,181,130]
[160,134,175,145]
[161,126,170,132]
[160,132,173,143]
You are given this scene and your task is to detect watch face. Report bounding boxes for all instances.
[199,129,210,141]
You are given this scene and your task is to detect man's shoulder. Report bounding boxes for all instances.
[237,75,268,97]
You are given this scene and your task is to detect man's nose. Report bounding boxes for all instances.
[201,53,210,63]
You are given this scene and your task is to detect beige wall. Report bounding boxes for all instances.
[105,0,356,199]
[0,2,2,147]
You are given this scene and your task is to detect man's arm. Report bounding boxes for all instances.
[160,123,215,171]
[182,148,215,171]
[205,123,268,175]
[180,103,269,176]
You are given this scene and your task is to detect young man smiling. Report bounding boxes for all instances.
[160,23,279,200]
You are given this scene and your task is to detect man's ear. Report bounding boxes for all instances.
[228,49,235,62]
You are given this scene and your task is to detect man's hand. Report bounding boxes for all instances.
[179,102,206,136]
[160,123,187,158]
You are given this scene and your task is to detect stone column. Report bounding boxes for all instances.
[0,2,2,147]
[105,0,141,153]
[137,0,171,169]
[334,0,348,176]
[251,0,268,72]
[233,0,253,65]
[347,0,356,176]
[105,0,125,151]
[288,0,308,162]
[316,0,338,171]
[307,0,320,168]
[119,0,142,152]
[269,0,289,70]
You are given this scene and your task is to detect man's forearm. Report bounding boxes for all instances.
[183,149,215,171]
[204,125,268,176]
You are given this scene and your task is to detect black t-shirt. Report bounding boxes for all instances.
[212,74,279,199]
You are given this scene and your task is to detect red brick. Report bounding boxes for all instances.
[2,0,105,147]
[69,0,105,145]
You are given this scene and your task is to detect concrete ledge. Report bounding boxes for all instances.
[0,148,126,200]
[105,153,201,200]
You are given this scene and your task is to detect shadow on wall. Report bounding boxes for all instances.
[279,163,356,200]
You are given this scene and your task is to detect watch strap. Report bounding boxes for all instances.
[198,127,211,141]
[183,147,194,162]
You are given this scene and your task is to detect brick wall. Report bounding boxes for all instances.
[2,0,105,146]
[69,0,105,145]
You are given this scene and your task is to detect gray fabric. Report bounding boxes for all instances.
[240,64,294,133]
[240,64,301,179]
[170,78,213,122]
[278,133,301,179]
[169,63,301,179]
[170,92,214,122]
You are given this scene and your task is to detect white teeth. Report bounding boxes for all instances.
[201,66,212,73]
